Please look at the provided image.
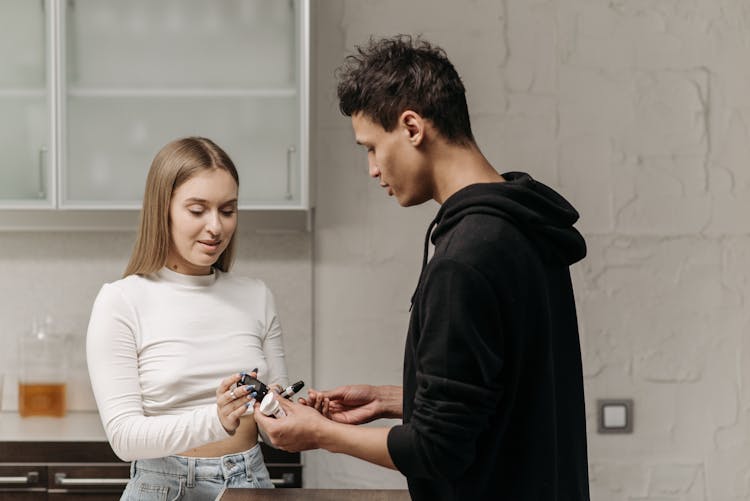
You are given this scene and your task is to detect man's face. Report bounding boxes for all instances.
[351,112,432,207]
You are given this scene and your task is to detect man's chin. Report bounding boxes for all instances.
[397,195,431,208]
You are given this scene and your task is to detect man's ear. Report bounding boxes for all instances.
[400,110,425,146]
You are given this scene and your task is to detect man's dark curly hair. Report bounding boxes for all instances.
[336,35,475,145]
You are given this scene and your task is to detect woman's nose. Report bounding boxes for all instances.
[206,212,222,235]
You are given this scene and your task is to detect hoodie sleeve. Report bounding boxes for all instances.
[387,257,504,479]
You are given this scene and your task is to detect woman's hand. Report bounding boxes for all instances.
[216,372,259,434]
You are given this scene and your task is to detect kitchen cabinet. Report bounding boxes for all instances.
[0,0,310,211]
[0,442,128,501]
[0,0,54,207]
[0,442,301,500]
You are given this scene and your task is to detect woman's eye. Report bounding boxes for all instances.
[188,208,204,215]
[221,209,236,216]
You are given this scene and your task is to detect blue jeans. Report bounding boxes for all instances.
[120,444,273,500]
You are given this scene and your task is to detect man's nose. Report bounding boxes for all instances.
[368,161,380,178]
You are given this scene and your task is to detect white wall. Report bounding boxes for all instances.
[311,1,750,499]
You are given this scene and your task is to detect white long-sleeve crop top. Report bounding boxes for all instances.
[86,267,288,461]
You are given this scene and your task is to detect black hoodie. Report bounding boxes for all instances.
[386,172,590,500]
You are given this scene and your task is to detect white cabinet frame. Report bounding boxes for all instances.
[3,0,310,213]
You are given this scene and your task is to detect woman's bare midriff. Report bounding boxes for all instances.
[178,415,258,457]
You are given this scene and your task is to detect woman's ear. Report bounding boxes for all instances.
[400,110,424,146]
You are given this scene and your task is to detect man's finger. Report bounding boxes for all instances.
[275,395,294,411]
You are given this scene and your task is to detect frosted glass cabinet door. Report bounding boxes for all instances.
[0,0,52,206]
[63,0,305,208]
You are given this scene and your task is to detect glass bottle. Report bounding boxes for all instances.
[18,317,67,417]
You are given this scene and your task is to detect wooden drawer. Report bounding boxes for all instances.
[47,464,130,498]
[0,442,302,495]
[0,465,46,489]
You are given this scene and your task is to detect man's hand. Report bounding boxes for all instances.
[253,394,397,469]
[253,395,329,452]
[300,384,403,424]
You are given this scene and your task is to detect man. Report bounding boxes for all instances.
[254,35,590,500]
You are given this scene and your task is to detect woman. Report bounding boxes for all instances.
[86,137,288,499]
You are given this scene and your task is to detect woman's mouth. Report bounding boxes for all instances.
[198,240,221,252]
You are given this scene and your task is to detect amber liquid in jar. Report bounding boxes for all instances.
[18,383,67,417]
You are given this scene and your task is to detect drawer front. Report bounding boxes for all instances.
[259,444,300,464]
[0,493,47,501]
[47,464,130,496]
[266,465,302,488]
[0,465,47,493]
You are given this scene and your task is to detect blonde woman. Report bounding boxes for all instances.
[86,137,287,499]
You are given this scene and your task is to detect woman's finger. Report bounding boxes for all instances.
[228,384,257,407]
[217,373,243,397]
[234,399,255,418]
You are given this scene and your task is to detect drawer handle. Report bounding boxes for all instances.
[0,471,39,485]
[54,473,129,486]
[270,472,296,487]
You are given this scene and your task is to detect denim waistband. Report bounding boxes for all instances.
[132,443,265,487]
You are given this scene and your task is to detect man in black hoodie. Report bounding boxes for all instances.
[254,35,590,500]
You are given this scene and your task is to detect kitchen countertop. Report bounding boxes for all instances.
[218,489,410,500]
[0,411,107,441]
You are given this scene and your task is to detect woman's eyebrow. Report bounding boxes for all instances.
[183,197,238,205]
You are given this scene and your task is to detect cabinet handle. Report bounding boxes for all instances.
[38,146,48,198]
[285,146,296,200]
[54,473,129,486]
[270,472,296,487]
[0,471,39,485]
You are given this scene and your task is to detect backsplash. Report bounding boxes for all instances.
[0,229,312,413]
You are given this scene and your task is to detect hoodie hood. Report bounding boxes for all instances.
[410,172,586,311]
[431,171,586,266]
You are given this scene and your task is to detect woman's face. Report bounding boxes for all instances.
[166,168,238,275]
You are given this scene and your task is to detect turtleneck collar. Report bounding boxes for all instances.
[156,266,218,287]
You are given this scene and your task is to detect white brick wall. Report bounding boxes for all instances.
[0,1,743,496]
[312,1,750,498]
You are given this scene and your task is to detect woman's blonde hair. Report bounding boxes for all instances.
[124,137,240,277]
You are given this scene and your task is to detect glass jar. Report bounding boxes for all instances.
[18,317,67,417]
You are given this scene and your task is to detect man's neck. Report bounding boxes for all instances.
[430,142,504,204]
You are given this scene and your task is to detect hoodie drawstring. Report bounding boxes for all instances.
[410,217,438,311]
